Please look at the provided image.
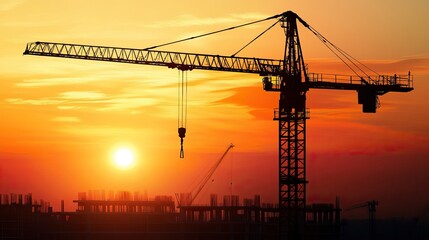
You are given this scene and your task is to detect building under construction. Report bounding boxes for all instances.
[0,192,341,240]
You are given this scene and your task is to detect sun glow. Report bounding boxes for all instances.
[113,148,135,169]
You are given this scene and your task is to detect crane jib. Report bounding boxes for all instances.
[24,42,283,75]
[24,41,413,93]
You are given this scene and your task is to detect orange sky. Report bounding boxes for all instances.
[1,0,429,219]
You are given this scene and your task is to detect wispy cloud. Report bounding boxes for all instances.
[6,98,62,105]
[52,116,81,123]
[57,106,82,110]
[60,91,106,100]
[0,0,26,12]
[5,91,108,106]
[16,76,101,88]
[6,90,161,113]
[306,58,429,74]
[96,97,159,112]
[57,125,146,138]
[144,12,270,28]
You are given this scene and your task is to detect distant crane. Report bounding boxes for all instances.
[176,143,234,206]
[23,11,413,240]
[346,200,378,240]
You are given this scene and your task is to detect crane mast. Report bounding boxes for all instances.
[276,11,308,239]
[23,11,413,240]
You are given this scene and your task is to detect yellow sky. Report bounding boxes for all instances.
[1,0,429,217]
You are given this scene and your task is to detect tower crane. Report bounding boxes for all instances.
[346,200,378,240]
[176,143,235,206]
[23,11,413,240]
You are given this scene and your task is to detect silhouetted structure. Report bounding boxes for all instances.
[23,10,414,240]
[0,193,50,239]
[3,192,429,239]
[0,192,342,240]
[346,200,378,240]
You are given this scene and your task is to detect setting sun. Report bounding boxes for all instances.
[114,148,135,169]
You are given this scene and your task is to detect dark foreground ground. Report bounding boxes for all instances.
[342,218,429,240]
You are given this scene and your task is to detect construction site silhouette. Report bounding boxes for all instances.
[4,10,421,240]
[1,192,428,239]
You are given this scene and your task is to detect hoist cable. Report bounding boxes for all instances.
[181,71,184,127]
[144,15,280,50]
[178,71,188,127]
[178,70,188,158]
[185,71,188,127]
[231,19,280,57]
[177,70,180,128]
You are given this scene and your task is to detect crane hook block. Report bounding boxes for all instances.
[178,127,186,138]
[178,127,186,158]
[180,144,185,158]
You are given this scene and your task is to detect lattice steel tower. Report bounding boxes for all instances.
[265,11,309,239]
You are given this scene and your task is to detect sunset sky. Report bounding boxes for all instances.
[1,0,429,219]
